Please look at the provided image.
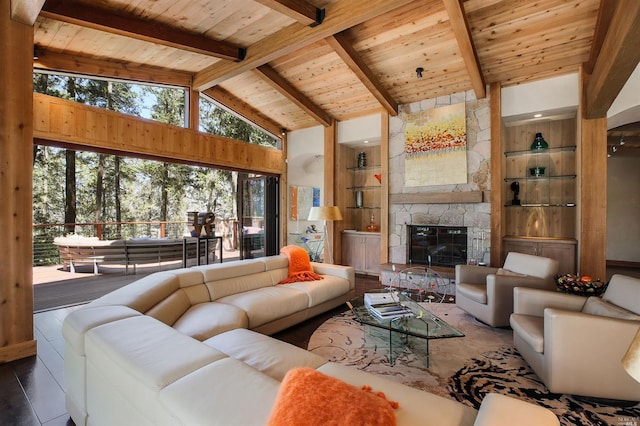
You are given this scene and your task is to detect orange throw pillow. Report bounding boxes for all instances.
[278,245,324,284]
[266,368,398,426]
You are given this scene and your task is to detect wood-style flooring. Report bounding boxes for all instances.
[0,274,381,426]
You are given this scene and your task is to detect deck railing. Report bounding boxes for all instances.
[32,219,239,266]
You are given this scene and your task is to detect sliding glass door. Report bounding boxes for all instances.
[238,175,279,259]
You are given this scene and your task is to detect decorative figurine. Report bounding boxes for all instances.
[511,181,521,205]
[530,132,549,150]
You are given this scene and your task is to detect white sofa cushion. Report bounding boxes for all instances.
[457,283,488,304]
[206,271,276,300]
[582,297,640,321]
[173,302,248,340]
[318,362,477,426]
[62,305,142,355]
[89,271,182,312]
[196,258,266,279]
[282,275,351,307]
[474,393,559,426]
[217,286,309,328]
[602,274,640,315]
[86,316,227,392]
[503,252,557,279]
[204,329,326,381]
[159,358,281,426]
[509,314,544,353]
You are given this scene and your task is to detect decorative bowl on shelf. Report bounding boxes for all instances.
[529,166,546,176]
[554,274,608,296]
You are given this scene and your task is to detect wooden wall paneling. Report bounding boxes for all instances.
[279,131,287,250]
[324,122,337,263]
[579,114,607,279]
[335,142,351,237]
[0,0,37,362]
[489,82,503,267]
[380,111,389,265]
[189,89,199,131]
[33,93,285,175]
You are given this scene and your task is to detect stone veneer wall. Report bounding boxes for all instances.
[388,90,492,265]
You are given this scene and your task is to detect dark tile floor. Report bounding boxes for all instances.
[0,274,381,426]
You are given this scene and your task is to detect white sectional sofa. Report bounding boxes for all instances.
[63,254,559,426]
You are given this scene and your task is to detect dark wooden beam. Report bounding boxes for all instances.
[254,64,333,127]
[40,0,246,62]
[192,0,415,90]
[33,50,193,87]
[254,0,325,27]
[584,0,616,75]
[585,0,640,118]
[442,0,486,99]
[203,86,284,138]
[326,31,398,116]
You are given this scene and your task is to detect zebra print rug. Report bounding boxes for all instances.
[308,304,640,426]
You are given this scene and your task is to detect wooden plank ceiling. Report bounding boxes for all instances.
[25,0,639,134]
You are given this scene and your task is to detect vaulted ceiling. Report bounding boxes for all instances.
[15,0,640,140]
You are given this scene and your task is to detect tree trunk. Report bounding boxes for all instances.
[64,150,76,235]
[115,156,122,239]
[95,154,104,224]
[161,162,169,221]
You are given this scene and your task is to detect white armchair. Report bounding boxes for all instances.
[455,252,559,327]
[510,274,640,401]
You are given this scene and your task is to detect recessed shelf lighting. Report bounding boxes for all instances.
[363,140,369,144]
[533,113,542,118]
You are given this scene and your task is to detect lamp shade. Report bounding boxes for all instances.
[308,206,342,221]
[623,328,640,383]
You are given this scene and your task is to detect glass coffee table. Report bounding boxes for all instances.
[347,290,464,367]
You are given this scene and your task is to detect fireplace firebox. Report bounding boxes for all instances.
[407,225,467,267]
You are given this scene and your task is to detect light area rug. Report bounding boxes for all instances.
[308,303,640,426]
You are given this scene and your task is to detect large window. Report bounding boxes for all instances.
[33,71,188,126]
[199,94,279,149]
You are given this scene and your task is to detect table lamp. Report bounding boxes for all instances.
[622,328,640,383]
[307,206,342,264]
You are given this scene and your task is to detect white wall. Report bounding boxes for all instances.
[607,156,640,262]
[286,126,324,240]
[337,113,382,145]
[501,73,579,119]
[608,63,640,120]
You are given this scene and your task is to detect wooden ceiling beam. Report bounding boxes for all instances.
[202,86,284,138]
[326,32,398,116]
[40,0,246,62]
[585,0,640,119]
[584,0,615,75]
[442,0,486,99]
[10,0,45,25]
[192,0,415,91]
[255,65,333,127]
[33,50,193,87]
[254,0,325,27]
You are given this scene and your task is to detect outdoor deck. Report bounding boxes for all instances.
[33,248,242,312]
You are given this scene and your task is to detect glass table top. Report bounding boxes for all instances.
[348,290,464,340]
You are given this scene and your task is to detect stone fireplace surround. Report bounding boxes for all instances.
[388,90,491,267]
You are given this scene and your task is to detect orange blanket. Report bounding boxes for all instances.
[278,245,324,284]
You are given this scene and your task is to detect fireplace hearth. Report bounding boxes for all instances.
[407,225,467,267]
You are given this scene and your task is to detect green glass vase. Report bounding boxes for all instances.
[530,132,549,150]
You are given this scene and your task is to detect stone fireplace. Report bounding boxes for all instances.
[387,90,491,267]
